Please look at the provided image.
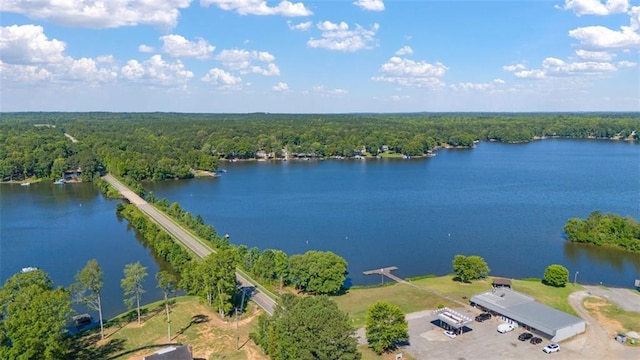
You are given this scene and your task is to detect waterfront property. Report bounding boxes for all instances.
[470,288,586,342]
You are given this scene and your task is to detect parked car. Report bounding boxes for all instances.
[444,330,457,339]
[518,332,533,341]
[530,337,543,345]
[543,343,560,353]
[475,312,492,322]
[497,323,515,333]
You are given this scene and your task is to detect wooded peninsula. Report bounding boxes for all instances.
[1,112,638,183]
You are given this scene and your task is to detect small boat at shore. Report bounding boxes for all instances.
[22,266,39,273]
[54,178,65,184]
[20,182,30,186]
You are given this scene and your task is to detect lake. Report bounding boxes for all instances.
[1,139,639,320]
[145,139,640,287]
[0,182,172,319]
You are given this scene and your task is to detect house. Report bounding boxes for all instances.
[492,277,512,288]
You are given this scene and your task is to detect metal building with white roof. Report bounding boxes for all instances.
[470,287,585,342]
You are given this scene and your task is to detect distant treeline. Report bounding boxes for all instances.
[564,211,640,253]
[1,112,638,182]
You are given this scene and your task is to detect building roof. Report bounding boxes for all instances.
[492,277,512,286]
[470,288,584,336]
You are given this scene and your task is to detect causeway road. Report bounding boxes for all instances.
[102,174,277,315]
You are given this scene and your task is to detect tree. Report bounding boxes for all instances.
[180,249,238,318]
[252,294,361,360]
[274,250,289,290]
[0,269,73,360]
[71,259,105,339]
[288,251,348,295]
[156,271,177,342]
[452,255,490,283]
[543,264,569,287]
[365,301,408,354]
[121,261,148,324]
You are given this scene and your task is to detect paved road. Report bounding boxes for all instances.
[102,174,277,315]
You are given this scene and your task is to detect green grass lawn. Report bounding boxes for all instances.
[335,275,582,326]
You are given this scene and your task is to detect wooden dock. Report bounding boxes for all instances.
[363,266,468,307]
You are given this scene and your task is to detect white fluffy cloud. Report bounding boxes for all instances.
[560,0,628,16]
[0,25,118,84]
[617,60,637,67]
[160,35,215,59]
[121,55,193,86]
[509,57,620,79]
[201,68,243,89]
[307,21,379,52]
[0,0,191,29]
[502,64,526,71]
[272,82,289,91]
[216,49,279,75]
[287,21,313,31]
[200,0,312,16]
[395,46,413,56]
[568,6,640,49]
[138,45,155,53]
[450,79,505,91]
[372,56,448,88]
[575,49,616,60]
[353,0,385,12]
[0,25,65,64]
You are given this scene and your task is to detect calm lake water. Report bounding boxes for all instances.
[0,182,172,319]
[1,139,639,320]
[146,139,640,287]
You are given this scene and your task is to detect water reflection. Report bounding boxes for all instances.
[564,242,640,279]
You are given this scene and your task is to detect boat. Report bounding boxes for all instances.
[21,266,39,273]
[20,182,30,186]
[54,178,65,185]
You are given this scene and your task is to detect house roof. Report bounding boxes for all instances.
[492,277,512,286]
[470,288,584,336]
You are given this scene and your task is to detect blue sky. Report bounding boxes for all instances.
[1,0,638,112]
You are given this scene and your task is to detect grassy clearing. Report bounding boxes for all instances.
[584,296,640,333]
[71,296,267,360]
[359,345,416,360]
[336,275,581,327]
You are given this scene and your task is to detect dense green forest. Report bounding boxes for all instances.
[564,211,640,253]
[1,112,638,182]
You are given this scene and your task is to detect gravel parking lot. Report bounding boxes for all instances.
[403,307,582,360]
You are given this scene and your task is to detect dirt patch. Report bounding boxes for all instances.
[583,297,625,337]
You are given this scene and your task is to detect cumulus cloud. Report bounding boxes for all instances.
[568,6,640,49]
[0,24,118,84]
[0,0,191,29]
[272,82,289,91]
[502,64,526,71]
[200,0,312,16]
[216,49,279,75]
[372,56,448,88]
[307,21,379,52]
[160,34,215,59]
[512,57,620,79]
[121,55,193,86]
[354,0,385,12]
[575,49,616,60]
[450,79,505,91]
[0,25,66,64]
[287,21,312,31]
[617,60,637,67]
[138,44,155,53]
[559,0,628,16]
[395,46,413,56]
[201,68,243,89]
